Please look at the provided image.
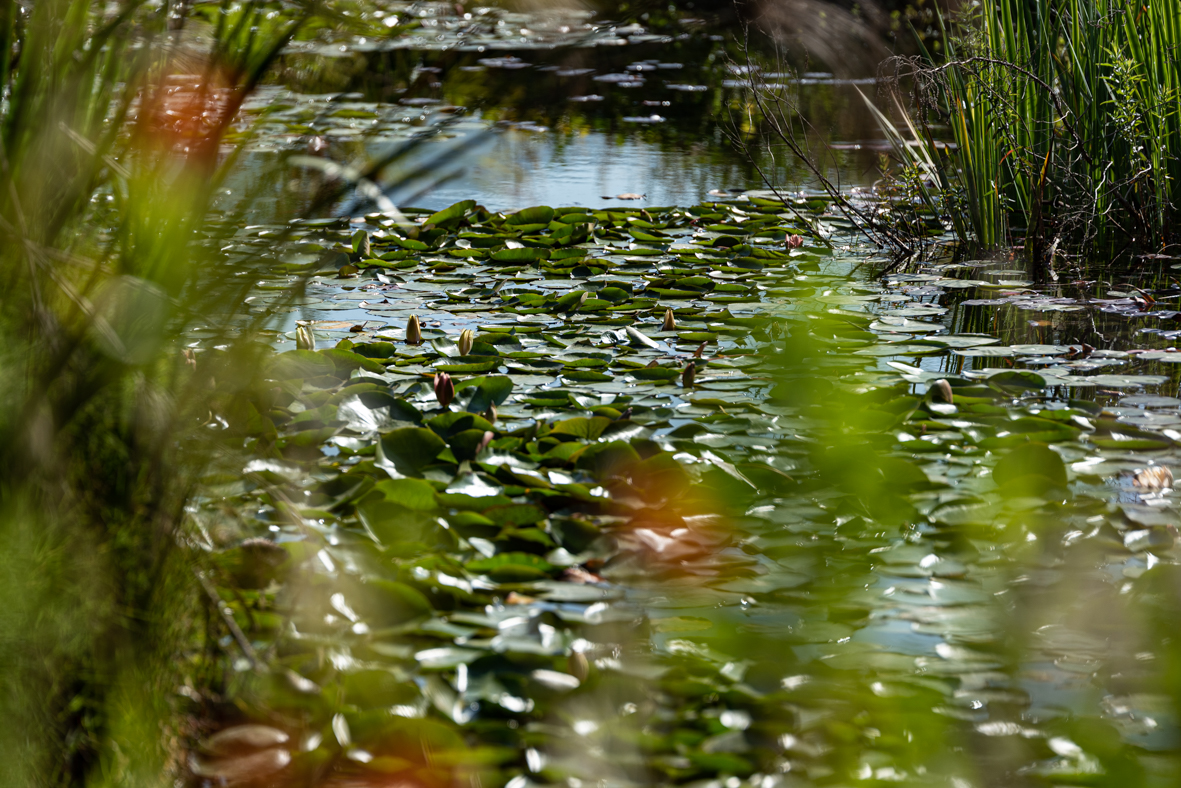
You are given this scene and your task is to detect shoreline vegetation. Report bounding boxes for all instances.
[869,0,1180,268]
[5,1,1181,787]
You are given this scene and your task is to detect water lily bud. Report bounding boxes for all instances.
[569,651,589,682]
[406,315,422,345]
[434,372,455,409]
[931,378,953,404]
[482,404,497,423]
[682,361,696,388]
[786,234,804,249]
[295,322,315,351]
[351,229,370,258]
[476,430,494,455]
[458,328,474,356]
[661,308,676,332]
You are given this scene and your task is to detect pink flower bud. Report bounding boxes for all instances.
[434,372,454,408]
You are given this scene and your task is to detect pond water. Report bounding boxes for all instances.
[226,21,888,219]
[191,8,1181,788]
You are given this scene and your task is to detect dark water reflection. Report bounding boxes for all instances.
[230,32,892,218]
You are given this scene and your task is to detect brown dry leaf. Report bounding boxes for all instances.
[562,566,604,584]
[190,748,291,782]
[204,724,289,756]
[1133,466,1173,490]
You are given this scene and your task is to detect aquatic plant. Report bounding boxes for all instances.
[192,195,1181,786]
[887,0,1181,263]
[0,0,319,783]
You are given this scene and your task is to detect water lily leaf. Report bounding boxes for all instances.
[1091,420,1174,450]
[338,392,422,433]
[484,504,547,526]
[952,346,1017,357]
[323,348,388,374]
[551,417,612,439]
[624,327,661,348]
[854,343,939,357]
[354,580,433,627]
[449,429,493,461]
[436,359,500,374]
[631,366,680,381]
[870,318,942,334]
[491,247,546,264]
[648,288,699,299]
[352,341,398,359]
[507,206,556,226]
[1010,344,1073,355]
[988,370,1047,393]
[563,357,609,368]
[466,552,556,582]
[370,478,439,511]
[564,370,613,383]
[574,440,642,475]
[391,237,430,251]
[341,669,421,709]
[443,475,506,501]
[992,443,1067,495]
[378,427,447,477]
[427,411,495,438]
[1082,375,1167,388]
[425,200,477,229]
[415,646,485,670]
[917,335,1000,349]
[461,375,514,413]
[596,287,631,303]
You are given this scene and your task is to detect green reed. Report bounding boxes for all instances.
[0,1,313,784]
[902,0,1181,260]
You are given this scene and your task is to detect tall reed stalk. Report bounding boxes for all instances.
[892,0,1181,262]
[0,1,313,784]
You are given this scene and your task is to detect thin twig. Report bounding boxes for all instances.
[195,569,259,670]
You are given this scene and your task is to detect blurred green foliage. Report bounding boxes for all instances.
[0,0,314,784]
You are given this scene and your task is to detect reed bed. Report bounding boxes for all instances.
[883,0,1181,264]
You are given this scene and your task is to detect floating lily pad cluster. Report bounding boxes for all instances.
[192,200,1181,787]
